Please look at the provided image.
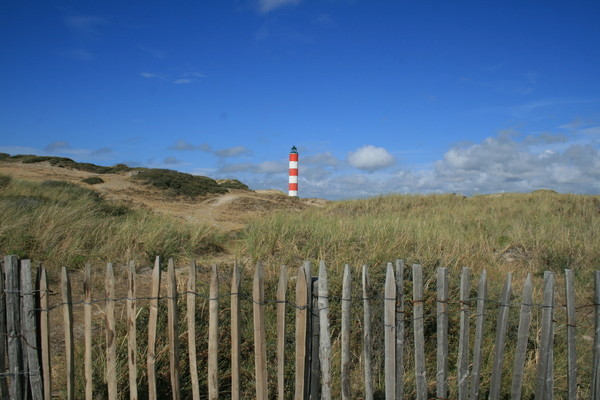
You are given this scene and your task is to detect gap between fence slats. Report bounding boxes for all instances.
[105,263,117,400]
[340,264,351,400]
[276,265,288,400]
[147,256,161,400]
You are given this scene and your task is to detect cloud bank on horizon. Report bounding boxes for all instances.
[1,0,599,199]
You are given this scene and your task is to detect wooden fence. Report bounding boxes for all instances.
[1,254,600,399]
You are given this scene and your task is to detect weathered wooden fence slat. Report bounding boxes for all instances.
[187,261,200,400]
[167,258,181,400]
[395,259,405,400]
[83,263,93,400]
[105,263,117,400]
[230,262,241,400]
[62,266,75,400]
[412,264,427,400]
[253,262,268,400]
[294,264,308,400]
[510,273,533,400]
[21,260,43,400]
[6,255,23,400]
[208,264,219,400]
[362,265,374,400]
[276,265,288,400]
[384,263,396,400]
[0,256,10,399]
[469,270,487,400]
[564,269,577,400]
[534,271,555,399]
[318,260,332,400]
[127,261,138,400]
[147,256,161,400]
[436,267,448,400]
[340,264,352,400]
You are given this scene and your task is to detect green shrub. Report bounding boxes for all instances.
[82,176,104,185]
[133,169,229,197]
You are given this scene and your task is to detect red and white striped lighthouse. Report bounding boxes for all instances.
[288,146,298,197]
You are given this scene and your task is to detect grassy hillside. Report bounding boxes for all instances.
[238,191,600,279]
[0,174,227,270]
[2,171,599,398]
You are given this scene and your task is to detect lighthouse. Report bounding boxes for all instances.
[288,146,298,197]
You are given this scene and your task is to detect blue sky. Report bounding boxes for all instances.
[1,0,600,199]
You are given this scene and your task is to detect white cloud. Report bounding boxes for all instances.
[347,145,395,172]
[258,0,301,14]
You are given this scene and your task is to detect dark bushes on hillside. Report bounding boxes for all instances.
[133,169,229,197]
[82,176,104,185]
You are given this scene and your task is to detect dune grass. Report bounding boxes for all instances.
[238,192,600,280]
[0,175,227,271]
[2,173,599,398]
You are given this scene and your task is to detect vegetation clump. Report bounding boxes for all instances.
[1,153,131,174]
[133,169,230,197]
[82,176,104,185]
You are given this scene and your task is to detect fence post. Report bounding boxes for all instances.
[105,263,117,400]
[469,270,487,400]
[384,263,396,400]
[534,272,555,399]
[21,260,43,400]
[395,259,405,400]
[294,264,308,400]
[309,275,320,400]
[340,264,352,400]
[187,261,200,400]
[0,257,9,399]
[362,265,373,400]
[5,255,23,400]
[128,261,138,400]
[412,264,427,400]
[167,258,181,400]
[147,256,161,400]
[436,267,448,400]
[510,273,533,399]
[318,261,332,400]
